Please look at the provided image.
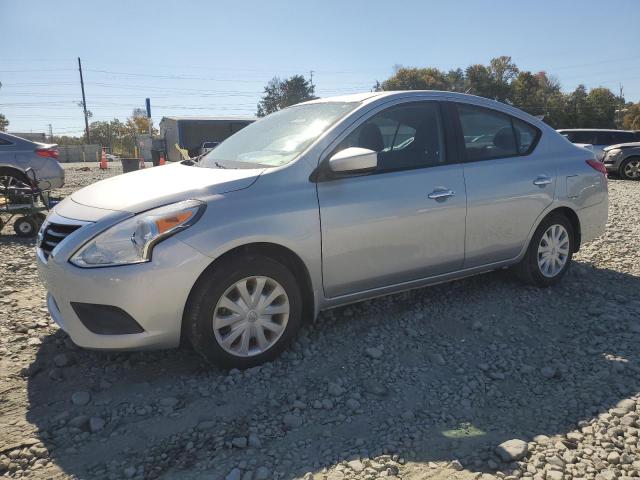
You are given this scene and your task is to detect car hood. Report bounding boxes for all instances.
[71,162,263,213]
[603,142,640,152]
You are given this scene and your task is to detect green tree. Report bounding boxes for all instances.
[464,64,496,99]
[256,75,316,117]
[565,84,589,128]
[585,87,618,128]
[379,67,451,91]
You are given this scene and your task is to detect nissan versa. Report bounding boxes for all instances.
[36,91,608,368]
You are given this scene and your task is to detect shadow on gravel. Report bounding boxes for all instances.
[25,261,640,479]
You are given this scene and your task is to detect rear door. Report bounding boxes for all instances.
[317,100,467,298]
[452,102,556,267]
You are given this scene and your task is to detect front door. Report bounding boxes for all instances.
[317,101,467,298]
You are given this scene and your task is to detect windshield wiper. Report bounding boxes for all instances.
[214,161,226,169]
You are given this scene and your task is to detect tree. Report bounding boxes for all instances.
[379,67,451,91]
[375,57,620,129]
[565,84,589,128]
[622,103,640,130]
[585,87,618,128]
[256,75,316,117]
[126,108,156,135]
[0,81,7,131]
[464,64,496,99]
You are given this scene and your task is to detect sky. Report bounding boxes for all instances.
[1,0,639,136]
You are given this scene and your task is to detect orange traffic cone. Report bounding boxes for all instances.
[99,148,108,170]
[139,158,146,169]
[159,153,166,166]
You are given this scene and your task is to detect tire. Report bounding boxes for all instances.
[514,213,574,287]
[185,254,302,369]
[13,216,38,238]
[619,157,640,180]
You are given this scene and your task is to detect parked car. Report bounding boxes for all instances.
[0,132,64,192]
[602,142,640,179]
[198,141,220,156]
[557,129,640,161]
[37,91,608,368]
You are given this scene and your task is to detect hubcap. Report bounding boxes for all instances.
[212,276,289,357]
[18,221,32,233]
[537,224,570,278]
[624,159,640,179]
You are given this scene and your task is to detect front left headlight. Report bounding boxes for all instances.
[70,199,205,268]
[606,149,622,157]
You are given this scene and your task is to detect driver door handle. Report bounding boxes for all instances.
[428,189,455,200]
[533,175,553,186]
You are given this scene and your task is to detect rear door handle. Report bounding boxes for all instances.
[533,176,553,186]
[428,189,455,200]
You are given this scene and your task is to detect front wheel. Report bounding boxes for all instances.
[514,213,574,287]
[620,157,640,180]
[185,254,302,369]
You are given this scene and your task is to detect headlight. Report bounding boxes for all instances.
[70,200,205,268]
[607,149,622,157]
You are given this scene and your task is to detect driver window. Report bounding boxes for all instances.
[335,102,446,172]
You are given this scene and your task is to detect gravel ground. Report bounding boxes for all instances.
[1,162,639,480]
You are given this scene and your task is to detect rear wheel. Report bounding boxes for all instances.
[185,254,302,369]
[620,157,640,180]
[514,213,574,287]
[13,216,38,238]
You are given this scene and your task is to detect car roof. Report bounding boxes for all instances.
[302,90,550,131]
[0,131,35,145]
[556,128,632,133]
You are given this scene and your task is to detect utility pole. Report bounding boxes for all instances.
[617,83,625,128]
[309,70,315,88]
[78,57,90,143]
[48,123,53,141]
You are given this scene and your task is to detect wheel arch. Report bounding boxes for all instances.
[620,155,640,178]
[181,242,315,344]
[0,165,29,180]
[535,206,582,253]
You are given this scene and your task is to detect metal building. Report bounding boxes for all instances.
[159,116,255,162]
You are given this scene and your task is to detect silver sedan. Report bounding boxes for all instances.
[0,132,65,191]
[36,91,608,368]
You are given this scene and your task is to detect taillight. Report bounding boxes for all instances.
[36,148,59,159]
[586,159,607,177]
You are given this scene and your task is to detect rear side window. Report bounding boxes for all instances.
[595,132,616,146]
[610,131,637,144]
[456,104,539,161]
[564,131,597,144]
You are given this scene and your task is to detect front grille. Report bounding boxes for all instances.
[40,222,82,259]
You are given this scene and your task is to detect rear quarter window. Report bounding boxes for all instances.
[456,103,540,161]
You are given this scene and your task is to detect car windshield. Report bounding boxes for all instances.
[200,102,358,169]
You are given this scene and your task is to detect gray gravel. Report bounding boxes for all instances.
[0,163,639,480]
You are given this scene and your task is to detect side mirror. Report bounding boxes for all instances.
[328,147,378,174]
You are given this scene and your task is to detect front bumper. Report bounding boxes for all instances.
[602,155,622,173]
[37,232,213,350]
